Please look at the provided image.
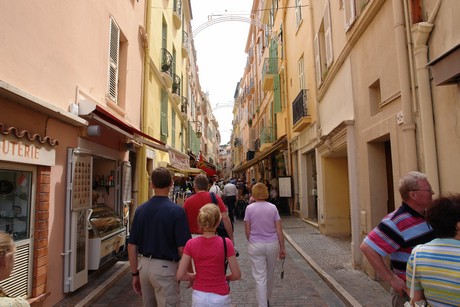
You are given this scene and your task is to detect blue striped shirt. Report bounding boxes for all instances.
[406,239,460,307]
[363,203,434,279]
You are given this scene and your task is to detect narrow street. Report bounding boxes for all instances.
[55,215,391,307]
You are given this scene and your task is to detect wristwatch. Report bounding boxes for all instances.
[132,271,140,276]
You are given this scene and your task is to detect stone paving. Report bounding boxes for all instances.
[56,215,392,306]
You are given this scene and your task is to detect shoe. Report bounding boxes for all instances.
[267,299,270,307]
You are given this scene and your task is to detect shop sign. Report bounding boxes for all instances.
[0,134,56,166]
[169,150,189,170]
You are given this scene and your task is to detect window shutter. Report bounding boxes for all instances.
[274,75,281,113]
[161,91,168,137]
[324,1,333,67]
[343,0,356,31]
[108,17,120,102]
[314,33,322,87]
[171,109,176,147]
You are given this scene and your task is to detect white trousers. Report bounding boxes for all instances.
[192,290,231,307]
[248,241,279,307]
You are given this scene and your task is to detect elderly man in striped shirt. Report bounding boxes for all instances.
[360,171,435,307]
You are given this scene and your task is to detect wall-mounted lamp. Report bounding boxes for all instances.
[189,120,203,139]
[87,125,101,136]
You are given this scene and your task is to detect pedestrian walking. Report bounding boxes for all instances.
[177,204,241,307]
[208,175,222,198]
[183,174,233,242]
[406,194,460,306]
[127,167,191,307]
[360,171,435,307]
[244,182,286,307]
[222,179,238,223]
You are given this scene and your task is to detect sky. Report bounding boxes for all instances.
[190,0,253,145]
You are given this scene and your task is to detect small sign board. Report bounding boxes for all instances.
[278,176,292,198]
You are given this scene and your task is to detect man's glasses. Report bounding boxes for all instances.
[412,189,434,195]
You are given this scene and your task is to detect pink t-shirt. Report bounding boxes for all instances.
[183,236,235,295]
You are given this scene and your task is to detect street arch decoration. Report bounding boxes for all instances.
[189,15,280,45]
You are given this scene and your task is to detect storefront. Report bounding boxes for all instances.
[61,100,166,292]
[0,124,58,299]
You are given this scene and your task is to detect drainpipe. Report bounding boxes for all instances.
[392,0,417,173]
[138,0,152,203]
[408,0,441,195]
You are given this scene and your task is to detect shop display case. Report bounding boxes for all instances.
[87,204,126,270]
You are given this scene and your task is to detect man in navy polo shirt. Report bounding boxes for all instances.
[128,167,191,307]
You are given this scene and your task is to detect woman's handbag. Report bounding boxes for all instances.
[404,246,427,307]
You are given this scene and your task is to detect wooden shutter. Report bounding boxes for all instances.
[343,0,356,31]
[274,75,281,113]
[324,1,333,67]
[161,90,168,137]
[108,17,120,102]
[314,33,322,86]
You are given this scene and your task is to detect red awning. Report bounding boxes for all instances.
[93,105,165,147]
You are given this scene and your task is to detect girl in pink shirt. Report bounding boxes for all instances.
[177,204,241,306]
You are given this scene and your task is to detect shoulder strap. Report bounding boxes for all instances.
[210,192,217,205]
[222,236,227,273]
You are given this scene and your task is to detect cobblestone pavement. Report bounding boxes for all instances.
[56,215,392,307]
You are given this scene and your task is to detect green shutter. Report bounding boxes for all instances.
[161,90,168,139]
[274,74,281,113]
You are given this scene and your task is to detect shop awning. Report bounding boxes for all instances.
[158,162,205,176]
[232,135,287,174]
[79,100,167,152]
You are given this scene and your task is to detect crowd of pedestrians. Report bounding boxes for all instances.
[127,167,459,307]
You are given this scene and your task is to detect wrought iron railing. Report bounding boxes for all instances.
[260,126,276,145]
[182,31,189,51]
[172,74,181,95]
[173,0,182,17]
[161,48,173,76]
[181,97,188,114]
[292,89,308,125]
[254,138,260,152]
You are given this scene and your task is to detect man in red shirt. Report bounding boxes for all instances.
[183,174,234,243]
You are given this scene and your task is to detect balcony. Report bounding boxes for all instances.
[182,31,189,58]
[160,48,173,87]
[181,97,188,120]
[172,0,182,29]
[248,78,254,98]
[254,138,260,152]
[262,58,278,91]
[292,89,311,132]
[248,47,254,64]
[260,126,276,151]
[172,74,181,104]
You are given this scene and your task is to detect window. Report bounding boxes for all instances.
[369,79,381,116]
[107,17,127,106]
[162,18,167,50]
[160,90,168,142]
[298,56,305,90]
[295,0,303,27]
[343,0,370,31]
[172,109,176,147]
[314,1,333,87]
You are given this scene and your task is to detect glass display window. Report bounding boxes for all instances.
[0,168,32,241]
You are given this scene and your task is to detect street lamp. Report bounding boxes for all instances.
[189,120,203,139]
